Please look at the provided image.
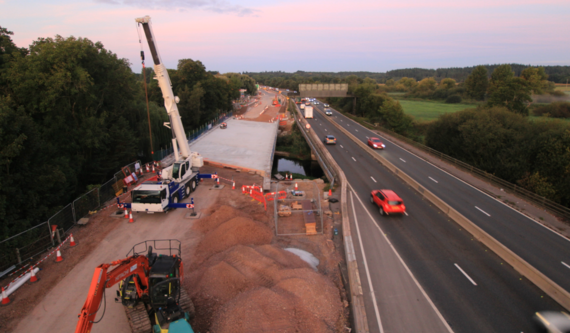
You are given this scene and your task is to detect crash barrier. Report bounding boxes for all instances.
[0,160,143,277]
[0,233,73,304]
[348,114,570,222]
[293,106,369,332]
[318,106,570,312]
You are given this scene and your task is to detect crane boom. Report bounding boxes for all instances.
[135,15,191,159]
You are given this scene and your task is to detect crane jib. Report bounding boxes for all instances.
[141,23,161,66]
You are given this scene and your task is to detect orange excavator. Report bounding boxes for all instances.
[75,240,195,333]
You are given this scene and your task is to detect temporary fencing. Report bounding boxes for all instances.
[273,181,323,236]
[0,160,141,277]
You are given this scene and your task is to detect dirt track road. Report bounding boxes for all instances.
[14,182,219,333]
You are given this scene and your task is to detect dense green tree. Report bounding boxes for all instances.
[464,66,488,100]
[376,99,414,136]
[487,65,531,115]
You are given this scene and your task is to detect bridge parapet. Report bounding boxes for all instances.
[299,83,348,98]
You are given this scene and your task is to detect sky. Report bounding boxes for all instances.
[1,0,569,74]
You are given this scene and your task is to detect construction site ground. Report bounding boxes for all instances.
[0,165,349,333]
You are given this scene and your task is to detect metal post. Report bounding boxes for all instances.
[15,248,21,264]
[72,202,77,223]
[56,228,62,244]
[47,220,54,246]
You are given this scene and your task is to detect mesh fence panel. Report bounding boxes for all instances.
[113,160,141,183]
[274,181,323,236]
[49,203,75,233]
[99,177,117,206]
[73,188,100,223]
[0,222,51,274]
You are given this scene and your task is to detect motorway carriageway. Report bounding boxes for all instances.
[303,102,566,333]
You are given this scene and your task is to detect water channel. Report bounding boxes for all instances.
[271,156,324,178]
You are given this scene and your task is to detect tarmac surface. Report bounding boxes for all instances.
[189,90,280,189]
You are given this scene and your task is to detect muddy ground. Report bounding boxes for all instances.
[0,164,349,333]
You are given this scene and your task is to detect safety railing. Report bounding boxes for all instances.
[0,160,141,276]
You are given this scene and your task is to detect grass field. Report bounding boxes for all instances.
[555,86,570,95]
[397,100,477,121]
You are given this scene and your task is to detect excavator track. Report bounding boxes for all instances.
[125,302,152,333]
[179,288,196,320]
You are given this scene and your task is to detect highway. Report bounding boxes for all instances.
[296,101,567,332]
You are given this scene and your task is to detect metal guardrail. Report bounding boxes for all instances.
[324,107,570,312]
[344,114,570,222]
[292,103,369,332]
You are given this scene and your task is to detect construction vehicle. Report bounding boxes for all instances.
[75,240,195,333]
[120,16,216,213]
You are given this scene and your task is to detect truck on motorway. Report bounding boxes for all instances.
[304,105,314,119]
[119,16,214,213]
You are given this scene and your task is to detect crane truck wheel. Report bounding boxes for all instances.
[190,179,197,192]
[185,184,191,198]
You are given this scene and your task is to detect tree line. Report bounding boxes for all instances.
[262,66,570,208]
[0,27,254,242]
[246,64,570,85]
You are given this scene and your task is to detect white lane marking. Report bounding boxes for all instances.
[349,187,454,333]
[340,145,344,148]
[340,119,343,121]
[454,264,477,286]
[366,136,369,139]
[334,111,570,244]
[429,177,438,183]
[404,211,409,216]
[347,124,350,126]
[352,157,357,162]
[356,129,359,132]
[562,261,570,270]
[325,129,328,131]
[371,176,377,183]
[399,158,406,163]
[349,192,385,333]
[475,206,491,217]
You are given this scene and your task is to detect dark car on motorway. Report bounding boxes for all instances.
[324,135,337,145]
[370,189,406,216]
[367,137,385,149]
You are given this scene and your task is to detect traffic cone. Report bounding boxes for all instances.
[232,182,235,190]
[146,165,149,173]
[124,207,128,219]
[69,234,77,247]
[216,178,220,185]
[55,249,63,263]
[129,212,134,223]
[29,267,38,283]
[295,183,298,190]
[329,189,332,197]
[1,287,10,305]
[152,165,155,172]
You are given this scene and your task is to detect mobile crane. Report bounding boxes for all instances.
[122,16,216,213]
[75,240,194,333]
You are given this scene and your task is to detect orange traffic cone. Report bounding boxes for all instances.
[1,287,10,305]
[124,207,128,219]
[232,182,235,190]
[329,189,332,197]
[29,267,38,283]
[295,182,298,190]
[55,249,63,263]
[146,165,149,172]
[129,212,134,223]
[152,165,155,172]
[216,178,220,185]
[69,234,77,247]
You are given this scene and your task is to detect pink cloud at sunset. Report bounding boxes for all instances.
[0,0,568,72]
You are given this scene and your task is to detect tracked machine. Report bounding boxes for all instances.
[75,240,194,333]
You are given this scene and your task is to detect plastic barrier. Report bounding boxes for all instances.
[265,191,287,202]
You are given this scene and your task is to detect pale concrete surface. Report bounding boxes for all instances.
[14,186,216,333]
[189,117,279,184]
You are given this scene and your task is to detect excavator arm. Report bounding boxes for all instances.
[75,256,150,333]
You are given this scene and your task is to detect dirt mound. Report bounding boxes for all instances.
[211,286,334,333]
[194,205,244,234]
[194,217,273,262]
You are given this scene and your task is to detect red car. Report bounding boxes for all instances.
[370,189,406,216]
[367,137,385,149]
